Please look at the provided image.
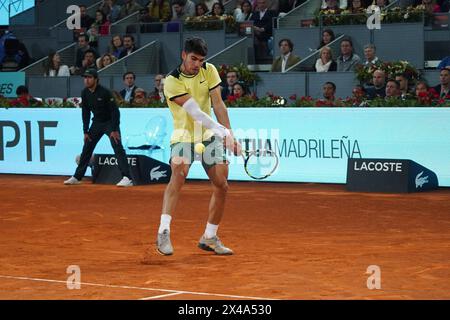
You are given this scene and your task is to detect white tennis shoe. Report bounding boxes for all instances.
[116,176,133,187]
[64,176,81,185]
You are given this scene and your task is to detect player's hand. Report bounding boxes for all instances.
[110,131,121,144]
[224,135,242,156]
[84,133,91,143]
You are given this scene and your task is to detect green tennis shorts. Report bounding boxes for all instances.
[170,136,228,171]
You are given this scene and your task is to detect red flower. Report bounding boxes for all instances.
[227,95,237,103]
[289,94,297,101]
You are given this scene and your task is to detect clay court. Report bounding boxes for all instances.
[1,174,450,300]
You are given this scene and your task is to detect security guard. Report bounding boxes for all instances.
[64,68,133,187]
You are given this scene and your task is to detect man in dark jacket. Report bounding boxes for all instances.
[64,69,132,187]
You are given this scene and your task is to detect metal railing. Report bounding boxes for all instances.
[277,0,322,28]
[98,40,160,76]
[19,41,78,75]
[108,11,141,34]
[285,34,346,72]
[206,37,253,66]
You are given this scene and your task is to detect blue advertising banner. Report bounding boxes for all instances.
[0,72,25,98]
[1,107,450,186]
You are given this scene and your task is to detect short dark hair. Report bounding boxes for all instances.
[78,34,89,42]
[123,34,135,42]
[16,85,29,96]
[395,72,409,80]
[387,79,400,89]
[324,81,336,91]
[441,67,450,74]
[123,71,136,80]
[279,38,294,52]
[341,37,353,47]
[183,37,208,56]
[84,49,96,58]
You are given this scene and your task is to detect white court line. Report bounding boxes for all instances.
[139,292,184,300]
[0,275,278,300]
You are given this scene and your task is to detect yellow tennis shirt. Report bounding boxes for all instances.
[164,62,222,144]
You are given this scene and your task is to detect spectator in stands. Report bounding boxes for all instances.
[119,0,143,20]
[363,44,380,66]
[148,0,172,22]
[234,0,254,21]
[366,69,386,99]
[221,70,239,100]
[120,71,138,103]
[414,80,430,97]
[352,85,367,100]
[80,5,95,30]
[133,88,149,106]
[99,0,121,23]
[321,81,337,103]
[203,0,217,11]
[233,82,251,98]
[271,38,301,72]
[119,35,138,59]
[251,0,278,60]
[10,86,39,107]
[73,34,98,72]
[313,46,337,72]
[210,2,225,16]
[196,3,209,16]
[97,53,117,69]
[172,0,196,21]
[87,24,100,48]
[336,38,361,72]
[375,0,389,9]
[321,0,348,9]
[395,73,412,99]
[152,74,165,96]
[349,0,365,12]
[93,10,111,35]
[44,52,70,77]
[77,49,98,75]
[137,7,160,32]
[318,29,335,49]
[110,35,124,59]
[0,32,30,71]
[432,68,450,99]
[323,0,341,12]
[421,0,442,14]
[385,79,401,98]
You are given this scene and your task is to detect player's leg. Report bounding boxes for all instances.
[156,142,193,255]
[70,122,104,182]
[198,137,233,255]
[106,126,132,187]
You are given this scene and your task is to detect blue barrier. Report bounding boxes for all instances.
[1,108,450,186]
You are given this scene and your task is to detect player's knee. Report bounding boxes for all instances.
[214,180,229,194]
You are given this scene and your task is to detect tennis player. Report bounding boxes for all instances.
[156,37,242,256]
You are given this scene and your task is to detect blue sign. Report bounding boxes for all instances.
[1,108,450,186]
[0,72,25,98]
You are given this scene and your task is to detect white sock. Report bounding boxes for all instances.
[204,222,219,239]
[158,214,172,234]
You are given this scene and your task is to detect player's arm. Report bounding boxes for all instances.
[210,86,242,155]
[172,94,231,140]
